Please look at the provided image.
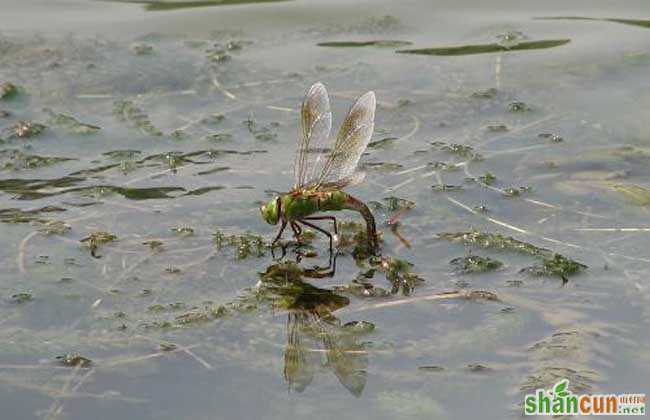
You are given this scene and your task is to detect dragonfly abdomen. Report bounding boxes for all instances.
[343,194,379,253]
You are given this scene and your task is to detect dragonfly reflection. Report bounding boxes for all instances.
[259,261,369,397]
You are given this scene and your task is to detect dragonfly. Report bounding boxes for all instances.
[260,82,379,254]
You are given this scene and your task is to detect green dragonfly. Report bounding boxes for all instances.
[260,82,379,254]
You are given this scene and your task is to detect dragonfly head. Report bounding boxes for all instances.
[260,197,280,225]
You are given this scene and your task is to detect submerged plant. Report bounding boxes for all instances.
[437,230,551,257]
[508,101,531,112]
[10,292,33,304]
[0,82,18,99]
[113,99,163,136]
[1,149,75,170]
[37,220,71,235]
[318,40,412,48]
[478,172,497,185]
[471,88,498,99]
[171,226,195,236]
[450,254,503,274]
[56,354,93,368]
[370,256,425,295]
[213,229,266,259]
[131,43,154,55]
[5,121,47,139]
[44,108,101,135]
[396,39,570,56]
[431,141,483,160]
[80,231,117,258]
[521,254,587,283]
[437,230,586,282]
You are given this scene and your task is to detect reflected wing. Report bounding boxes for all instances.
[310,90,375,191]
[319,319,368,397]
[283,313,316,392]
[293,82,333,189]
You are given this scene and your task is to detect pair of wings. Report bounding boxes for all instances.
[284,312,368,397]
[293,82,376,191]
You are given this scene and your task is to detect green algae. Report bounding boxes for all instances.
[0,205,66,224]
[80,231,117,258]
[478,172,497,185]
[213,229,266,259]
[536,16,650,29]
[0,82,19,99]
[131,43,154,55]
[613,184,650,206]
[436,230,552,258]
[1,150,74,171]
[471,87,498,99]
[182,186,225,196]
[318,40,412,48]
[44,108,101,135]
[362,161,404,172]
[4,121,47,139]
[437,231,586,281]
[520,254,587,283]
[368,137,398,149]
[432,184,463,192]
[450,254,503,274]
[113,99,163,136]
[507,101,532,113]
[369,256,425,296]
[56,354,93,368]
[431,141,483,160]
[396,39,570,56]
[128,0,291,12]
[10,292,33,304]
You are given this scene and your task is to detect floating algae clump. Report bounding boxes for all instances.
[370,196,416,214]
[521,254,587,283]
[45,108,101,135]
[56,354,93,368]
[81,231,117,258]
[213,229,265,259]
[318,40,412,48]
[0,82,18,99]
[5,121,47,139]
[10,292,33,304]
[113,99,163,136]
[450,254,503,274]
[431,141,483,160]
[370,256,425,295]
[437,230,551,257]
[1,149,74,170]
[613,184,650,206]
[437,230,586,282]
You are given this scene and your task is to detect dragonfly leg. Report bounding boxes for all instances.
[298,219,333,254]
[290,221,302,241]
[303,251,339,278]
[302,216,338,235]
[271,220,288,248]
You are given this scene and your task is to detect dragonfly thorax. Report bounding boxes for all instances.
[261,191,348,225]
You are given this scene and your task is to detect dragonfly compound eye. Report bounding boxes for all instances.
[260,199,279,225]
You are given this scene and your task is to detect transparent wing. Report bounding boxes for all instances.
[311,90,375,190]
[316,172,366,192]
[293,82,333,189]
[283,312,316,392]
[319,319,368,397]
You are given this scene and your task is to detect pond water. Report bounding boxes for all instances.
[1,1,649,419]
